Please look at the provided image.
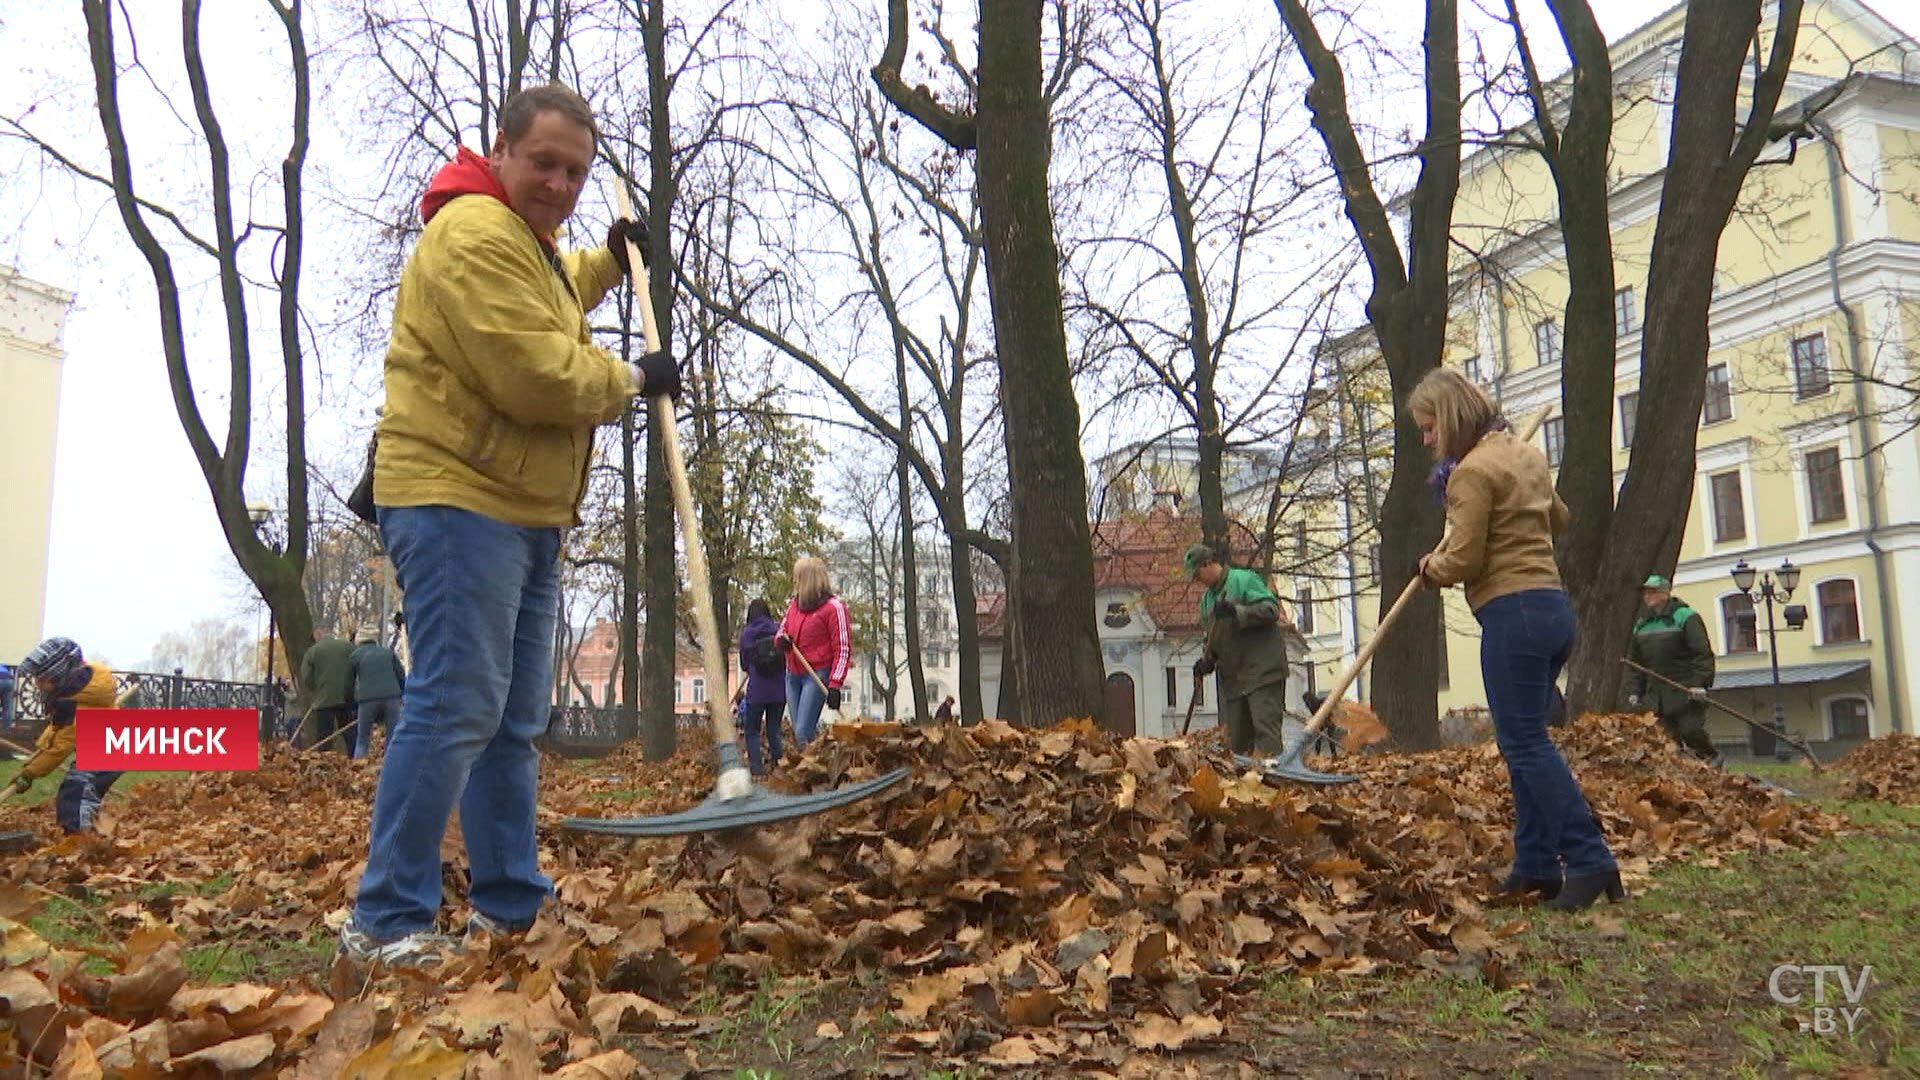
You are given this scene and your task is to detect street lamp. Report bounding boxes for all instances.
[1729,558,1805,762]
[248,503,285,732]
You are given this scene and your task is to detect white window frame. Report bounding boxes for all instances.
[1695,440,1756,557]
[1811,575,1864,647]
[692,676,706,704]
[1703,467,1754,552]
[1464,354,1488,386]
[1542,416,1565,468]
[1617,391,1639,450]
[1614,286,1637,337]
[1788,436,1858,538]
[1717,590,1762,656]
[1789,330,1835,401]
[1295,583,1316,636]
[1818,693,1873,741]
[1534,318,1562,366]
[1700,362,1736,427]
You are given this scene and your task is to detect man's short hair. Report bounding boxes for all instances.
[500,82,598,145]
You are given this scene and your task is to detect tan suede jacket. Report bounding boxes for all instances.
[1422,429,1570,611]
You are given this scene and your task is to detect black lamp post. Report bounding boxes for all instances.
[248,503,286,732]
[1730,558,1804,762]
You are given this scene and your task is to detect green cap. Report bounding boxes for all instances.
[1183,543,1219,579]
[1641,574,1671,589]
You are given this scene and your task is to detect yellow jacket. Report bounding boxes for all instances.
[19,663,118,781]
[374,194,634,527]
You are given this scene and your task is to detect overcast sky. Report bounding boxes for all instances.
[3,0,1914,670]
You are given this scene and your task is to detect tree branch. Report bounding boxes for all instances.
[870,0,978,150]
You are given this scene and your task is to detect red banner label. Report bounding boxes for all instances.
[74,709,260,771]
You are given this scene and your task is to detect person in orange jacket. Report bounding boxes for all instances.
[8,637,124,832]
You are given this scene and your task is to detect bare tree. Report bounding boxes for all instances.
[3,0,323,679]
[1270,0,1462,749]
[1563,1,1804,713]
[1075,0,1334,554]
[870,0,1107,726]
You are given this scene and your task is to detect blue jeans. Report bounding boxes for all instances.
[1476,589,1617,879]
[741,701,785,774]
[785,672,827,748]
[353,696,401,759]
[352,506,561,941]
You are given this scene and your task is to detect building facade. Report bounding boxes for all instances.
[0,267,74,663]
[1290,0,1920,752]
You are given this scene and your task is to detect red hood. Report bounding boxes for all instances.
[420,147,553,249]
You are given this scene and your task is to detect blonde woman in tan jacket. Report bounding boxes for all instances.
[1410,369,1622,912]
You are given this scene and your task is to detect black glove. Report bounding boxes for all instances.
[825,687,842,711]
[606,217,651,277]
[775,633,793,652]
[635,349,681,400]
[1193,657,1216,678]
[8,775,31,796]
[1212,598,1236,621]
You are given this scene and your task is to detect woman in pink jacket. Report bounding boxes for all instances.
[775,556,851,749]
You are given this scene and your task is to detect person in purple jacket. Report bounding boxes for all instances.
[735,598,788,776]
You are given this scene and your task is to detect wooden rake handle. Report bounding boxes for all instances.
[613,186,744,789]
[1302,406,1553,738]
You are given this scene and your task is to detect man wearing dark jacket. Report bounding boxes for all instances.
[299,628,357,754]
[349,628,407,759]
[1185,544,1295,756]
[1624,574,1718,761]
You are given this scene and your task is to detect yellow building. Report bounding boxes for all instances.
[0,266,74,664]
[1287,0,1919,753]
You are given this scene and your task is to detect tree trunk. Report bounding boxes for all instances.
[949,526,984,723]
[1273,0,1461,749]
[1526,1,1619,721]
[1564,0,1802,715]
[977,0,1104,727]
[639,0,680,760]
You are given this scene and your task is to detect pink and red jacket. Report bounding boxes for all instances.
[780,594,851,689]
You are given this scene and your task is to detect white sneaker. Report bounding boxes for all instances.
[466,910,534,938]
[337,920,461,967]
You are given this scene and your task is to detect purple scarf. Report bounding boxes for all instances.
[1429,414,1510,504]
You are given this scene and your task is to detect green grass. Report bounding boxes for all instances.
[1,760,191,803]
[1251,774,1920,1075]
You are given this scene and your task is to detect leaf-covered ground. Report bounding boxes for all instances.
[0,713,1899,1076]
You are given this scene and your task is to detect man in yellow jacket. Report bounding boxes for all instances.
[8,637,124,833]
[342,82,678,968]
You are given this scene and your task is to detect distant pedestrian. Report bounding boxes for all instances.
[298,627,356,755]
[776,556,851,750]
[1624,574,1720,763]
[736,598,787,776]
[933,695,956,724]
[349,627,407,760]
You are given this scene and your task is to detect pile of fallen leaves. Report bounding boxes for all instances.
[0,712,1845,1073]
[1833,733,1920,804]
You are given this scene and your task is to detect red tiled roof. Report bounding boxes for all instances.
[977,508,1277,641]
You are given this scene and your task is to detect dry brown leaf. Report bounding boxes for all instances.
[52,1033,105,1080]
[339,1025,468,1080]
[1128,1013,1224,1051]
[106,943,189,1017]
[892,972,965,1021]
[169,1032,277,1074]
[587,991,681,1039]
[550,1049,642,1079]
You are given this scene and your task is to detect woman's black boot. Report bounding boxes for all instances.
[1499,872,1563,900]
[1544,870,1625,911]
